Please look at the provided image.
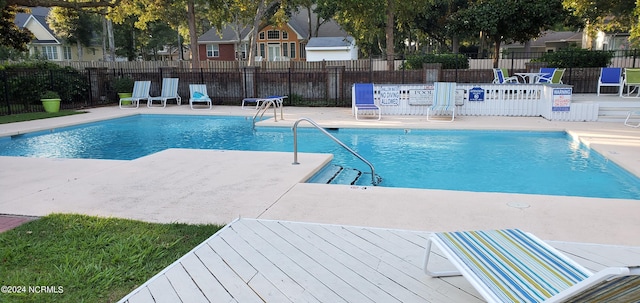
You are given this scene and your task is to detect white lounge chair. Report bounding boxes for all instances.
[188,84,212,110]
[148,78,181,108]
[352,83,380,120]
[424,229,640,303]
[119,81,151,109]
[427,82,456,122]
[597,67,623,96]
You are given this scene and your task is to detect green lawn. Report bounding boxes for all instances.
[0,110,86,124]
[0,214,222,303]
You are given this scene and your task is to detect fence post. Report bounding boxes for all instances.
[86,67,108,105]
[326,66,344,106]
[1,71,10,115]
[242,66,258,98]
[423,63,441,83]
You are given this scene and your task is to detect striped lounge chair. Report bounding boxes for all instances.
[427,82,456,122]
[119,80,151,109]
[424,229,640,303]
[148,78,181,108]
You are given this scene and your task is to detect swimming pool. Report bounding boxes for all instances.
[1,114,639,199]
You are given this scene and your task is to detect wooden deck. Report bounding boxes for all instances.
[118,219,640,303]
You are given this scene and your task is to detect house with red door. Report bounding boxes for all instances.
[197,7,353,62]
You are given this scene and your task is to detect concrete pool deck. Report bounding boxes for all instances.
[1,102,639,246]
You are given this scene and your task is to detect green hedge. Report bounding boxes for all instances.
[531,48,614,68]
[401,53,470,70]
[1,61,89,106]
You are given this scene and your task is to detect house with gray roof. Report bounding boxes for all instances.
[197,7,353,62]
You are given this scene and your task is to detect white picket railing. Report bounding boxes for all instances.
[361,83,599,122]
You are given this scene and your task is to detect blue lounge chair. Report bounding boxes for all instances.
[536,68,565,84]
[352,83,380,120]
[148,78,181,108]
[119,81,151,109]
[424,229,640,303]
[427,82,456,122]
[189,84,212,110]
[597,67,623,96]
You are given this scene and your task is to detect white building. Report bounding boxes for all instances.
[305,36,358,62]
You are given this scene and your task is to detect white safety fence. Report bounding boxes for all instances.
[355,83,599,121]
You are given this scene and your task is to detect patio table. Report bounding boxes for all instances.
[515,72,546,84]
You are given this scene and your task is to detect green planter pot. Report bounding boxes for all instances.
[41,98,61,113]
[118,92,132,105]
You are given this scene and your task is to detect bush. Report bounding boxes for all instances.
[0,60,89,105]
[531,48,614,68]
[112,76,134,93]
[401,53,470,70]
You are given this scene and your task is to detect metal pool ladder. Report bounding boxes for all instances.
[252,99,284,128]
[292,118,381,186]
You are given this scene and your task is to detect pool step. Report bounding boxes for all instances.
[308,164,363,185]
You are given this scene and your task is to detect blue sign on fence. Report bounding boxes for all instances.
[469,87,484,101]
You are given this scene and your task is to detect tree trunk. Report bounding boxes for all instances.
[492,37,501,68]
[385,0,394,71]
[187,0,200,69]
[107,18,115,61]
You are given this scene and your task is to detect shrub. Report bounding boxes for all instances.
[41,90,60,99]
[401,53,470,70]
[531,48,614,68]
[1,60,89,105]
[112,76,134,93]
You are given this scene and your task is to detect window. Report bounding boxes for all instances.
[236,43,247,59]
[43,46,58,60]
[290,43,296,59]
[299,43,306,58]
[63,46,72,60]
[282,31,288,39]
[206,44,219,57]
[282,43,288,57]
[259,32,265,40]
[267,30,280,40]
[259,43,265,58]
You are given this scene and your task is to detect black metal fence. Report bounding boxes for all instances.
[2,50,640,116]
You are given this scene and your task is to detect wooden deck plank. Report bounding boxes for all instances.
[302,222,482,302]
[118,219,640,303]
[179,253,234,303]
[194,243,264,303]
[145,275,181,303]
[207,236,258,283]
[231,219,350,303]
[276,221,429,302]
[164,264,209,303]
[124,287,154,303]
[219,225,311,301]
[253,219,405,302]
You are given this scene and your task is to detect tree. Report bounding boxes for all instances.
[0,5,32,50]
[449,0,569,67]
[48,7,100,60]
[563,0,636,47]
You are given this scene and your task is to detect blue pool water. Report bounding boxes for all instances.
[1,114,639,199]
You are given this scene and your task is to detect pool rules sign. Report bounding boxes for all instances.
[552,88,572,111]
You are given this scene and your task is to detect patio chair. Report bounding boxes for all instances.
[352,83,380,120]
[424,229,640,303]
[597,67,623,96]
[189,84,212,110]
[427,82,456,122]
[537,68,564,84]
[622,68,640,98]
[119,80,151,109]
[625,111,640,127]
[492,68,519,84]
[148,78,181,108]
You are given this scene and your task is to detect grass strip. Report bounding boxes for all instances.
[0,213,222,303]
[0,111,86,124]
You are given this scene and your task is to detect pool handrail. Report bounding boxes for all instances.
[252,97,284,127]
[292,118,380,186]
